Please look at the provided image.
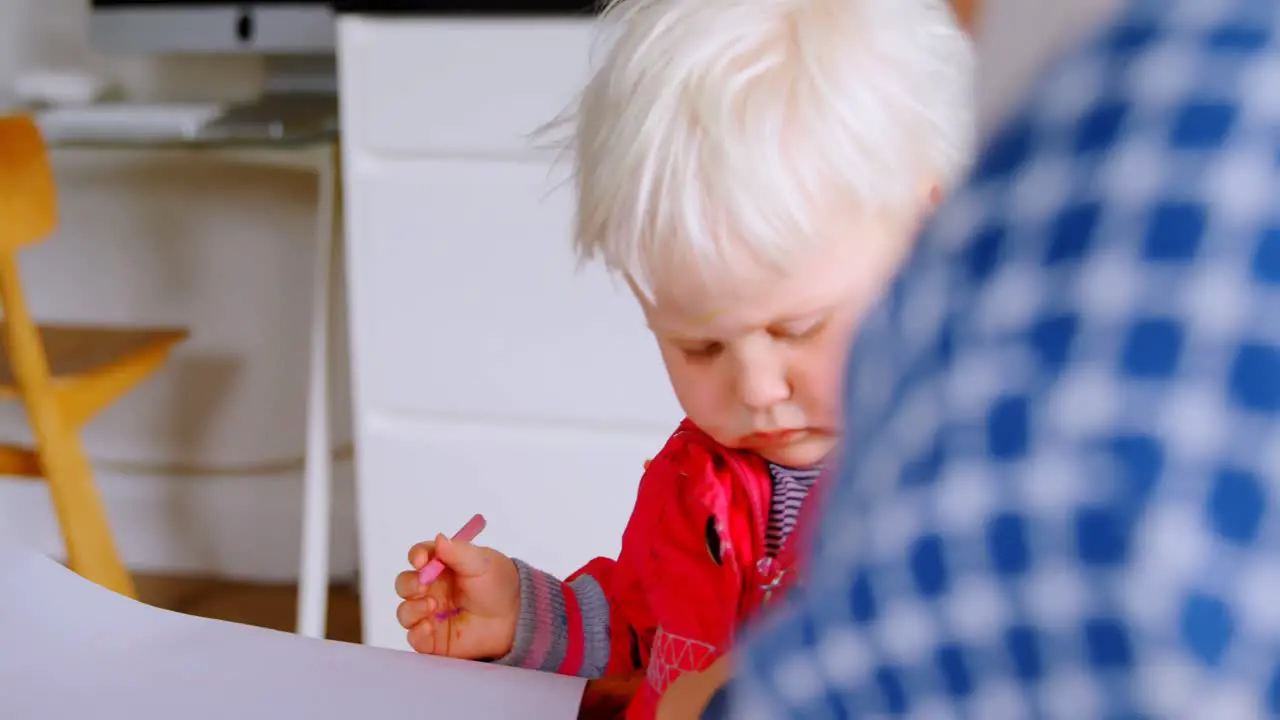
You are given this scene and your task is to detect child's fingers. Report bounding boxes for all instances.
[406,618,438,654]
[396,598,431,629]
[407,541,438,570]
[431,535,491,578]
[394,569,428,599]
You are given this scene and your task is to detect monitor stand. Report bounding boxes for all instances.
[206,54,339,138]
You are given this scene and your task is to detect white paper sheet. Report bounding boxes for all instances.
[0,546,586,719]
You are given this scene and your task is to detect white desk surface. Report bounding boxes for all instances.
[0,547,586,719]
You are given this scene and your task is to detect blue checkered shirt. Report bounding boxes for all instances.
[711,0,1280,717]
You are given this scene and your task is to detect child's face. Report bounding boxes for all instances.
[636,206,921,468]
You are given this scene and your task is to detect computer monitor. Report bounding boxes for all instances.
[89,1,337,99]
[89,1,335,55]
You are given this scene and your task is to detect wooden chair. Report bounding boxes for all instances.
[0,114,188,599]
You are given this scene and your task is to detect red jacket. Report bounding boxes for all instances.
[567,419,817,718]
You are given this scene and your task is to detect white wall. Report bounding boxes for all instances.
[0,0,358,582]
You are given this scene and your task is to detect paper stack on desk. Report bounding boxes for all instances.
[0,546,585,719]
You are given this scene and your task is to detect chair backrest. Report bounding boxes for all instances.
[0,114,58,253]
[0,114,57,395]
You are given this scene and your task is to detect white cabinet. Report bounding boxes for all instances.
[337,16,682,650]
[338,19,596,157]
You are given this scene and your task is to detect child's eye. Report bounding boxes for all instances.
[680,341,724,361]
[771,317,827,341]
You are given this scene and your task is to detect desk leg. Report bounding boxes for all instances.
[296,150,338,639]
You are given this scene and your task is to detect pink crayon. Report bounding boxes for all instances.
[418,513,487,587]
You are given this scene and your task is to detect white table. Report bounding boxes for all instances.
[0,547,587,719]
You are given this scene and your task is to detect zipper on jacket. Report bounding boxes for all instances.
[721,452,791,611]
[755,556,788,606]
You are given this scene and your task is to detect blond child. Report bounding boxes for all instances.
[395,0,974,716]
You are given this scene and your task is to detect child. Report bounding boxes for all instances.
[394,0,974,715]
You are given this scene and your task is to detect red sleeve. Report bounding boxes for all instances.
[567,556,616,590]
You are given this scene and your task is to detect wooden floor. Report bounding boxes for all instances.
[133,573,364,644]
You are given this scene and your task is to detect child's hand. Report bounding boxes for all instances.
[394,535,520,660]
[656,654,732,720]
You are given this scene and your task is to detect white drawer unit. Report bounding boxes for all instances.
[340,19,596,155]
[344,158,676,426]
[337,15,682,650]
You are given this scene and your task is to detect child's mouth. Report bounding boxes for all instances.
[742,429,804,446]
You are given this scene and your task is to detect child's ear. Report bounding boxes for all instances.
[928,184,943,208]
[951,0,980,32]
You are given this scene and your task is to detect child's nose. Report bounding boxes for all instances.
[737,361,790,410]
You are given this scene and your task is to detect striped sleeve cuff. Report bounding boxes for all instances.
[495,559,611,678]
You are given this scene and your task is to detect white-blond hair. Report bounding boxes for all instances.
[545,0,975,299]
